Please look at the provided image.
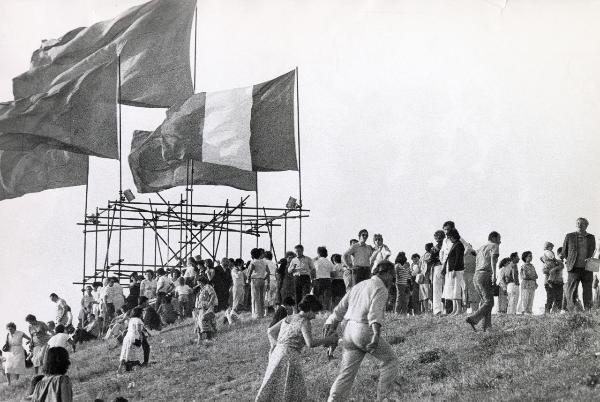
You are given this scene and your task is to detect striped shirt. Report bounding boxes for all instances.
[395,262,411,285]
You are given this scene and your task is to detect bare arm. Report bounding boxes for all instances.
[267,319,283,352]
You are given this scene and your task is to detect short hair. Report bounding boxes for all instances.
[510,252,519,260]
[145,269,154,276]
[298,295,322,313]
[577,217,589,225]
[521,251,532,262]
[350,239,358,245]
[55,325,65,333]
[114,397,129,402]
[204,259,214,269]
[373,260,395,275]
[264,251,273,260]
[488,231,500,242]
[156,268,165,276]
[395,252,407,264]
[285,251,296,259]
[332,254,342,264]
[6,322,16,330]
[433,230,445,240]
[358,229,368,237]
[442,221,455,230]
[234,258,245,266]
[25,314,36,322]
[294,244,304,251]
[188,257,197,265]
[499,258,511,268]
[283,296,295,306]
[178,277,185,285]
[411,253,421,260]
[50,293,58,298]
[317,246,328,258]
[44,347,70,375]
[250,248,262,259]
[373,233,383,241]
[447,228,461,241]
[557,247,563,254]
[131,307,143,318]
[425,243,434,252]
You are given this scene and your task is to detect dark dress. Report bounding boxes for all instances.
[211,266,231,312]
[126,283,140,310]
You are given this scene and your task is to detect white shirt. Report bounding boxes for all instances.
[48,333,71,349]
[440,237,471,263]
[315,257,334,279]
[326,276,388,327]
[265,260,278,281]
[105,284,123,304]
[156,276,173,294]
[183,265,196,278]
[370,245,391,272]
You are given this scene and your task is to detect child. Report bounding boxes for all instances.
[194,276,218,344]
[269,297,295,328]
[118,307,147,373]
[174,277,193,318]
[419,245,433,313]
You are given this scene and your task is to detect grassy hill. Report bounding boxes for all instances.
[2,312,600,401]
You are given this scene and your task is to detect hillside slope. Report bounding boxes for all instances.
[2,312,600,401]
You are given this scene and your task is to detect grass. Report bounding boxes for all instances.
[2,312,600,401]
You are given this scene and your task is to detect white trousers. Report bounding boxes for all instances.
[432,264,444,314]
[507,283,520,314]
[328,321,399,402]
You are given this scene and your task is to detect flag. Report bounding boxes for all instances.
[143,70,297,172]
[201,70,297,172]
[13,0,196,108]
[129,130,257,193]
[0,49,118,159]
[0,142,88,201]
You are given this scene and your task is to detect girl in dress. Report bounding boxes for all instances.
[255,295,337,402]
[117,307,147,373]
[194,276,218,344]
[3,322,31,385]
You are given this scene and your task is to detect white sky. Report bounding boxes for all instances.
[1,0,600,329]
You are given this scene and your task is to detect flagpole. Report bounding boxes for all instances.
[295,66,302,245]
[82,168,90,290]
[255,178,259,248]
[117,55,123,279]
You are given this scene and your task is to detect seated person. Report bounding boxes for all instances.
[72,313,101,344]
[48,325,76,353]
[138,296,162,331]
[157,295,178,325]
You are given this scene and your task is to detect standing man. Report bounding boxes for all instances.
[343,229,374,285]
[370,234,392,272]
[50,293,70,327]
[324,260,399,401]
[288,244,316,306]
[563,217,596,311]
[466,231,501,332]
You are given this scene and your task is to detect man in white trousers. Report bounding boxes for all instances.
[323,260,399,401]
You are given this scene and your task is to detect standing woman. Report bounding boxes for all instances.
[278,252,296,304]
[520,251,539,314]
[393,252,411,315]
[195,276,218,343]
[255,295,337,402]
[264,251,279,315]
[247,248,270,319]
[442,229,466,315]
[432,230,446,315]
[3,322,31,385]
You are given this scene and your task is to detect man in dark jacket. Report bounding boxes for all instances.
[562,217,596,311]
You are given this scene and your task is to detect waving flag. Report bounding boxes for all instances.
[13,0,196,108]
[129,130,256,193]
[0,49,118,159]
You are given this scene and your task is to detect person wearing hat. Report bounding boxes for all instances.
[323,260,400,401]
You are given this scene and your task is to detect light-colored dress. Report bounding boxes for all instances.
[4,330,26,375]
[255,314,308,402]
[119,317,144,363]
[265,260,278,308]
[195,284,218,334]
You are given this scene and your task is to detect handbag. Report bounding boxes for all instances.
[133,338,142,347]
[24,350,33,368]
[2,334,9,352]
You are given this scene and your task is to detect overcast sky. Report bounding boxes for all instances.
[1,0,600,329]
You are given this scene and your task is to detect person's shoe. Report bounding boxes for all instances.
[465,317,478,332]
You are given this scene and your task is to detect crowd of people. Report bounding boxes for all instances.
[1,217,597,401]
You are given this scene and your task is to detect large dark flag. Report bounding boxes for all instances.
[0,139,88,201]
[0,49,118,159]
[129,130,256,193]
[13,0,196,108]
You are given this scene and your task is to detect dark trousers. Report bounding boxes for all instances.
[468,271,494,329]
[545,283,564,313]
[352,266,371,285]
[294,275,312,305]
[313,278,332,310]
[566,268,593,311]
[141,334,150,364]
[394,284,409,314]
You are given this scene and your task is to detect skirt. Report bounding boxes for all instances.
[4,345,26,375]
[119,333,142,362]
[197,310,216,334]
[31,344,48,368]
[255,345,306,402]
[419,283,430,302]
[442,271,464,300]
